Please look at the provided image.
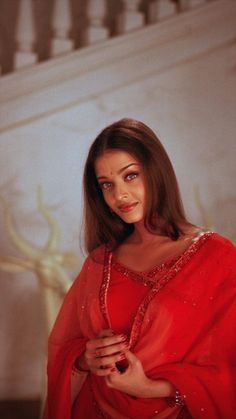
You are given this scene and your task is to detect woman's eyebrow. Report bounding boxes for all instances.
[97,163,139,180]
[118,163,140,174]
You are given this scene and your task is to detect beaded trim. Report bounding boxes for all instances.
[99,232,213,347]
[99,250,112,327]
[129,232,213,348]
[112,258,177,287]
[112,230,209,282]
[167,389,185,407]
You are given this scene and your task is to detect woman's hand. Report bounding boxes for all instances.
[105,350,176,399]
[104,350,152,398]
[75,332,176,398]
[76,329,129,376]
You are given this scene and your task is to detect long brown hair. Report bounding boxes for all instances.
[83,118,189,253]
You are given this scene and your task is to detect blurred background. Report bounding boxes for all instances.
[0,0,235,417]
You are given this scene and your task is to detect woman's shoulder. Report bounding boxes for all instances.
[78,244,107,265]
[207,231,235,251]
[203,231,236,262]
[73,245,106,284]
[89,244,107,262]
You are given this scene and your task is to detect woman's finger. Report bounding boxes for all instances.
[98,329,114,338]
[83,331,129,374]
[92,352,127,368]
[91,366,116,376]
[95,340,129,357]
[86,334,127,352]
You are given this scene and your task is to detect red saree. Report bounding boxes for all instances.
[44,232,236,419]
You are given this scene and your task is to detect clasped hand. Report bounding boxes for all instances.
[81,329,151,398]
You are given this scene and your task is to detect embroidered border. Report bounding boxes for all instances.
[112,231,210,282]
[112,262,158,287]
[99,247,112,327]
[129,232,213,348]
[99,232,213,346]
[113,256,179,283]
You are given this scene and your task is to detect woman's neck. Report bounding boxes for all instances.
[127,220,197,246]
[127,221,165,245]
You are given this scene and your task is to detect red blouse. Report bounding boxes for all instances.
[107,257,178,336]
[107,264,150,336]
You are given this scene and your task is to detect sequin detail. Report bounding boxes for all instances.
[129,232,213,348]
[99,250,112,327]
[112,258,177,287]
[100,232,213,348]
[112,230,211,283]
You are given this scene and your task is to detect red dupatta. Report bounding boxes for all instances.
[44,232,236,419]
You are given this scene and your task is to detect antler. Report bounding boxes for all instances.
[0,256,34,273]
[0,196,43,260]
[0,191,80,307]
[37,186,60,252]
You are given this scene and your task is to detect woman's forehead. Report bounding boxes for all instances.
[94,150,141,177]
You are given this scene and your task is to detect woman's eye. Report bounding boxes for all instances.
[126,172,138,181]
[100,182,112,190]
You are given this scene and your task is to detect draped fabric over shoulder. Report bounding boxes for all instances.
[44,233,236,419]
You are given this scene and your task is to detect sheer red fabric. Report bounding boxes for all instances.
[107,265,150,336]
[44,233,236,419]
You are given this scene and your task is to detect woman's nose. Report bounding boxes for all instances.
[114,184,128,201]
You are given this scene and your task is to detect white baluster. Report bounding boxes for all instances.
[189,0,206,9]
[85,0,109,45]
[147,1,158,24]
[117,0,145,34]
[51,0,74,56]
[178,0,205,11]
[148,0,177,23]
[178,0,190,11]
[15,0,37,69]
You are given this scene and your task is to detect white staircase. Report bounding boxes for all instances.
[0,0,235,134]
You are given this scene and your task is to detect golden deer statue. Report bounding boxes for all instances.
[0,186,80,334]
[0,186,81,415]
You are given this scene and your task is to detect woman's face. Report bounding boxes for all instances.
[94,149,147,224]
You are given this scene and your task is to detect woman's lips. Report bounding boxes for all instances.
[118,203,138,212]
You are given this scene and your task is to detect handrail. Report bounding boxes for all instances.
[0,0,211,77]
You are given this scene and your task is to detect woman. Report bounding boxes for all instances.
[44,119,236,419]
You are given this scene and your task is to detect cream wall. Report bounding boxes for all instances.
[0,1,235,400]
